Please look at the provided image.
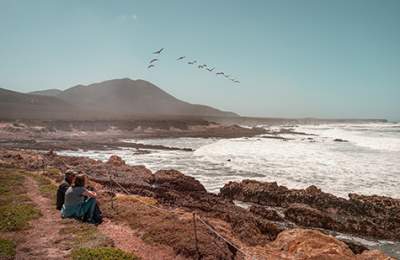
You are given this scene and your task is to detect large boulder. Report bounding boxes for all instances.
[266,229,394,260]
[153,169,206,193]
[284,203,341,230]
[270,228,354,259]
[106,155,126,167]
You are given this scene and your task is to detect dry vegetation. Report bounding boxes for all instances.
[0,167,138,259]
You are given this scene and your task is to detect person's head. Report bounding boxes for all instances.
[74,174,87,187]
[64,169,76,185]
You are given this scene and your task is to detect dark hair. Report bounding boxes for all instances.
[74,174,86,187]
[65,169,76,179]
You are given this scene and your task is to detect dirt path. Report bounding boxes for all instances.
[15,175,184,260]
[99,220,186,260]
[16,176,71,259]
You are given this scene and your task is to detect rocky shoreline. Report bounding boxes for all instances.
[0,148,397,259]
[221,180,400,241]
[0,120,268,152]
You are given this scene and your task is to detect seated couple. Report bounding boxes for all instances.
[56,170,103,225]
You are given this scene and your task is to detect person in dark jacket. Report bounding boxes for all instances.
[56,169,76,210]
[61,174,103,225]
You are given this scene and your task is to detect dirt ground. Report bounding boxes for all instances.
[15,176,71,259]
[11,174,183,259]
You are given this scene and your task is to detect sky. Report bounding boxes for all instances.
[0,0,399,121]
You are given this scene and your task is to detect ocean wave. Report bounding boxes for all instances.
[296,124,400,152]
[59,123,400,199]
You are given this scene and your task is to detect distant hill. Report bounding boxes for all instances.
[30,89,63,97]
[0,88,79,120]
[0,78,238,120]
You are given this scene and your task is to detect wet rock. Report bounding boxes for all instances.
[153,169,206,193]
[334,138,349,142]
[46,149,56,157]
[284,203,341,230]
[341,240,368,255]
[221,179,400,240]
[106,155,126,166]
[249,205,284,222]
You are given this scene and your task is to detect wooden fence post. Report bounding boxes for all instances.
[110,175,114,209]
[192,213,200,259]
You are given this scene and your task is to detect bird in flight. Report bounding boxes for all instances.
[177,56,185,60]
[188,60,197,65]
[149,58,158,63]
[153,48,164,54]
[147,64,155,69]
[207,67,215,72]
[216,72,224,75]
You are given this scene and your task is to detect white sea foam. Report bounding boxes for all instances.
[57,123,400,258]
[296,123,400,152]
[58,123,400,199]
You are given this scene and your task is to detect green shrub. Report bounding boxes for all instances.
[31,173,57,200]
[0,204,41,231]
[59,221,113,249]
[0,168,41,231]
[45,167,63,181]
[71,247,138,260]
[0,239,16,259]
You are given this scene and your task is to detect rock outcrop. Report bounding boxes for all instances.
[0,149,396,259]
[106,155,126,166]
[221,179,400,240]
[264,229,393,260]
[153,169,206,193]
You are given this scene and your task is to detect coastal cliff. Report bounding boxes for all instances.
[0,148,396,259]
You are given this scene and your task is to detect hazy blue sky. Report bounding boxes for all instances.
[0,0,399,120]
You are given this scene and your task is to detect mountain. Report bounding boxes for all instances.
[0,88,79,120]
[30,89,63,96]
[0,79,238,120]
[57,79,237,117]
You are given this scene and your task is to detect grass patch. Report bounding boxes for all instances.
[44,167,63,182]
[0,204,41,232]
[0,168,41,231]
[0,239,16,259]
[115,194,158,206]
[59,220,113,249]
[31,173,57,201]
[71,247,138,260]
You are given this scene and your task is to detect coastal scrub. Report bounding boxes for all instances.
[0,168,41,231]
[71,247,138,260]
[30,172,57,201]
[0,239,16,259]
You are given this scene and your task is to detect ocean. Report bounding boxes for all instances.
[58,122,400,256]
[59,122,400,199]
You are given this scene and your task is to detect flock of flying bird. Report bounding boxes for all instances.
[147,48,241,84]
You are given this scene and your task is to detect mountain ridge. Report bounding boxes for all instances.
[0,78,238,119]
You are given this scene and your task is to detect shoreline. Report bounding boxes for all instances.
[0,148,398,258]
